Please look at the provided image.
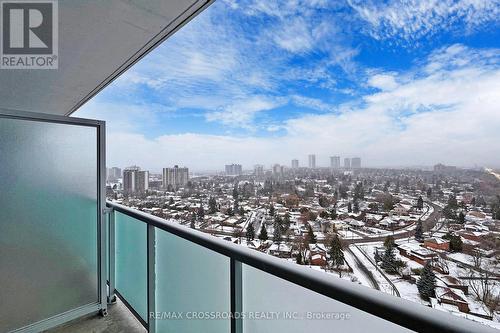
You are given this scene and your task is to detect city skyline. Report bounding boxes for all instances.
[108,158,478,177]
[76,1,500,171]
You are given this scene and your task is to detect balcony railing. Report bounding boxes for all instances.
[105,201,496,333]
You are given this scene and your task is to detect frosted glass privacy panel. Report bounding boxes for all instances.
[0,118,98,332]
[156,229,231,333]
[115,212,148,321]
[242,264,414,333]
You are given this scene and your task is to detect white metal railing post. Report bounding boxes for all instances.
[107,208,116,304]
[231,258,242,333]
[147,225,156,333]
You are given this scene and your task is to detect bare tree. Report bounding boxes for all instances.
[293,234,309,265]
[233,227,243,244]
[485,292,500,318]
[471,250,483,270]
[467,251,495,306]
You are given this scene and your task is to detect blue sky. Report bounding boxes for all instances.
[75,0,500,172]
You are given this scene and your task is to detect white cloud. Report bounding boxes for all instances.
[290,95,334,112]
[90,45,500,171]
[348,0,500,44]
[205,96,285,128]
[273,17,314,53]
[368,73,398,91]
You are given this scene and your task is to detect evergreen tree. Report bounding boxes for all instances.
[374,250,382,263]
[442,232,463,252]
[457,211,465,224]
[282,212,291,232]
[384,235,395,249]
[232,186,239,200]
[347,202,352,213]
[296,251,303,265]
[239,206,245,216]
[381,243,397,274]
[417,262,436,300]
[383,196,394,211]
[197,205,205,221]
[448,194,458,209]
[354,182,365,200]
[226,207,234,216]
[339,184,348,199]
[258,224,268,241]
[368,202,378,211]
[415,219,424,242]
[306,224,317,244]
[417,196,424,210]
[269,204,275,216]
[442,204,457,220]
[169,197,174,206]
[329,235,344,276]
[353,200,359,213]
[246,223,255,241]
[190,213,196,229]
[273,221,282,243]
[208,197,217,214]
[426,187,432,198]
[233,199,239,213]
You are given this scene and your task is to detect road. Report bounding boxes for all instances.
[345,247,380,290]
[424,201,443,234]
[341,202,442,245]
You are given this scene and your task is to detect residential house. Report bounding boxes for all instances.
[424,238,450,251]
[435,287,469,313]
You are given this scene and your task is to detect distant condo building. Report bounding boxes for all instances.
[225,164,242,176]
[107,166,122,182]
[433,163,457,173]
[163,165,189,188]
[123,166,149,193]
[351,157,361,169]
[273,164,285,176]
[330,156,340,169]
[344,158,351,169]
[291,159,299,169]
[136,170,149,192]
[308,154,316,169]
[254,164,264,177]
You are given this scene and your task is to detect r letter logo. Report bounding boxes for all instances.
[1,1,58,69]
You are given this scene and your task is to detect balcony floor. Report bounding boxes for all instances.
[45,298,146,333]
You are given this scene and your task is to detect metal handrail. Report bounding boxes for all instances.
[106,201,497,333]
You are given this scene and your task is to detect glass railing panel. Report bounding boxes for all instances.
[0,118,98,332]
[155,228,231,333]
[241,264,414,333]
[115,212,148,321]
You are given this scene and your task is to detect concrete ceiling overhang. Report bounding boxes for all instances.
[0,0,213,116]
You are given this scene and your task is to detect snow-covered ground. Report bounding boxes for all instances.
[343,249,375,289]
[447,252,500,274]
[350,244,397,296]
[338,230,363,239]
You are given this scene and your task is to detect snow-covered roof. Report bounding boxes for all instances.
[424,237,450,245]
